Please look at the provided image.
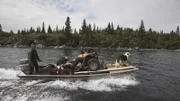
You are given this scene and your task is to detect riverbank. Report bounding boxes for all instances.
[1,44,180,52]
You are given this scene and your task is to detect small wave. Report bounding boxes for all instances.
[0,93,69,101]
[25,80,43,86]
[0,68,19,79]
[0,81,14,88]
[0,74,139,101]
[0,68,139,92]
[38,75,139,92]
[0,80,70,101]
[35,96,70,101]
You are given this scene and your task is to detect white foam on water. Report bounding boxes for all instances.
[1,93,69,101]
[38,75,139,92]
[25,80,42,86]
[0,68,19,79]
[0,75,139,101]
[0,81,14,88]
[0,69,139,101]
[35,96,70,101]
[0,83,70,101]
[13,95,28,101]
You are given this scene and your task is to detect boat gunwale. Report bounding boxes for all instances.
[17,66,138,79]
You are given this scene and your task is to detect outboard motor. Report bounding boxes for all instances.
[20,59,30,74]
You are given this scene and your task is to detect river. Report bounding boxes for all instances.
[0,48,180,101]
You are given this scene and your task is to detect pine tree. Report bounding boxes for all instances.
[30,27,35,33]
[21,30,24,35]
[65,17,72,37]
[138,20,146,47]
[107,22,111,34]
[56,25,59,33]
[88,24,93,45]
[23,29,27,34]
[88,24,92,33]
[10,30,14,34]
[160,30,164,34]
[117,25,120,30]
[148,28,152,33]
[97,26,99,33]
[74,29,77,34]
[81,19,87,34]
[48,25,53,33]
[93,24,96,33]
[17,30,21,34]
[26,29,30,34]
[42,22,45,33]
[0,24,2,32]
[139,19,146,39]
[53,29,56,33]
[171,30,174,34]
[139,20,145,34]
[62,26,65,33]
[79,29,82,34]
[170,30,175,41]
[111,22,114,34]
[176,26,179,35]
[37,26,41,33]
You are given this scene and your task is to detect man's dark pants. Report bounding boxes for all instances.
[29,62,39,74]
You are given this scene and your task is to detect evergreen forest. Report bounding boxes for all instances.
[0,17,180,49]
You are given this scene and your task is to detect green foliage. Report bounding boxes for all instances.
[10,30,14,34]
[56,25,59,33]
[65,17,72,39]
[42,22,45,33]
[30,27,35,33]
[93,24,96,33]
[36,27,41,33]
[48,25,53,33]
[139,20,145,33]
[0,19,180,49]
[176,26,179,35]
[17,30,21,34]
[74,29,77,34]
[0,24,2,32]
[106,22,114,34]
[107,22,111,34]
[80,19,87,34]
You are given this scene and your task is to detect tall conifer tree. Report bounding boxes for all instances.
[107,22,111,34]
[111,22,114,34]
[37,26,41,33]
[176,26,179,35]
[93,24,96,33]
[139,20,145,34]
[0,24,2,32]
[42,22,45,33]
[65,17,72,37]
[48,25,53,33]
[17,30,21,34]
[56,25,59,33]
[81,19,87,34]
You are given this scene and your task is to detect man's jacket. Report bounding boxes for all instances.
[28,49,40,64]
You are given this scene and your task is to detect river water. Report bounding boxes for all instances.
[0,48,180,101]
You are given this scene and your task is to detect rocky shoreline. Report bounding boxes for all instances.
[0,44,180,52]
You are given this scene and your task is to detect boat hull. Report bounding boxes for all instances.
[17,65,138,80]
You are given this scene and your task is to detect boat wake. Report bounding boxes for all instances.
[0,68,19,80]
[0,68,139,101]
[38,75,139,92]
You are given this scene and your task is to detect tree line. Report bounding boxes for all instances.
[0,17,180,49]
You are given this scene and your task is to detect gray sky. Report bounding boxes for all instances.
[0,0,180,33]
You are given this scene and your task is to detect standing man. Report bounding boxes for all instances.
[28,43,41,74]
